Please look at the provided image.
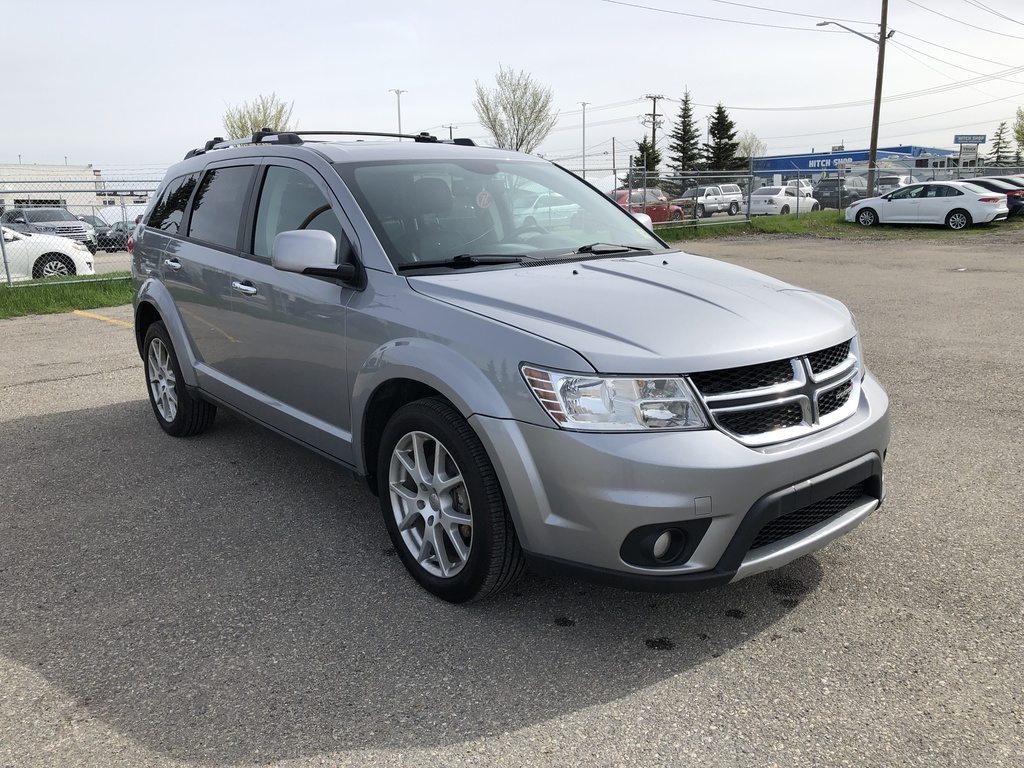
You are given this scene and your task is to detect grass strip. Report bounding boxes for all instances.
[0,273,134,320]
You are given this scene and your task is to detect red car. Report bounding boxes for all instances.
[607,188,688,222]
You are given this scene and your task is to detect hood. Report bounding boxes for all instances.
[409,252,856,373]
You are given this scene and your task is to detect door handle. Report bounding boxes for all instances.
[231,280,258,297]
[164,258,182,271]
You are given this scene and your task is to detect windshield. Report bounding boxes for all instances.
[24,208,78,223]
[335,159,666,268]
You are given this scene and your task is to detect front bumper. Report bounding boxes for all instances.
[471,371,889,592]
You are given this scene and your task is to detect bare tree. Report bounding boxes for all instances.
[473,66,557,153]
[222,93,296,140]
[737,130,767,162]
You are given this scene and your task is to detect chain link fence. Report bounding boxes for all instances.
[1,177,158,284]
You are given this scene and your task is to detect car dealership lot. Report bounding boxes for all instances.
[1,236,1021,766]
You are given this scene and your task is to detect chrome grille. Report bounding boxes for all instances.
[688,338,861,446]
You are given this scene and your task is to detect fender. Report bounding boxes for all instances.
[133,277,203,390]
[350,335,586,475]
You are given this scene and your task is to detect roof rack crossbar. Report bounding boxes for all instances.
[185,129,476,159]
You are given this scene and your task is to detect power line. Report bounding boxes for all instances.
[599,0,836,32]
[903,0,1024,39]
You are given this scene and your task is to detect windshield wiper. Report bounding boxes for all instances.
[397,254,526,272]
[574,242,653,255]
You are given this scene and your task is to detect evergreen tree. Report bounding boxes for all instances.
[621,137,662,189]
[665,90,703,195]
[703,103,742,172]
[1013,107,1024,165]
[986,121,1012,167]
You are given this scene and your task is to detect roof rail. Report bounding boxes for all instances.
[184,129,476,159]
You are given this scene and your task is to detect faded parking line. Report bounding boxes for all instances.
[73,309,134,328]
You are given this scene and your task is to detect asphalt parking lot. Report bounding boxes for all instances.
[1,234,1022,767]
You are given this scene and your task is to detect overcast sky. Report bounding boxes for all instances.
[5,0,1023,177]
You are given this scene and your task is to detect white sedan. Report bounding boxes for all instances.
[747,186,820,215]
[1,226,95,281]
[846,181,1009,230]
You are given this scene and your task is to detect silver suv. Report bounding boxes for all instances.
[1,207,98,254]
[131,130,890,603]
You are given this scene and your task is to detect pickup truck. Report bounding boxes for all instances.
[676,185,743,217]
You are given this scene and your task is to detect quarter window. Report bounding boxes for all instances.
[147,173,198,234]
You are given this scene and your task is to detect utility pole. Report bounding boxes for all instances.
[443,124,458,140]
[868,0,890,197]
[579,101,590,178]
[641,94,665,149]
[817,1,890,196]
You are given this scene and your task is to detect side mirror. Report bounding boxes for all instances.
[631,212,655,231]
[272,229,361,286]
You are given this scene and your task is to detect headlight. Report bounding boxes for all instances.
[71,242,88,252]
[522,365,708,432]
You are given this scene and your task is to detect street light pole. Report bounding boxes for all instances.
[389,88,407,138]
[579,101,590,179]
[818,0,890,197]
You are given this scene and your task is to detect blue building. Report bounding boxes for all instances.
[753,145,957,177]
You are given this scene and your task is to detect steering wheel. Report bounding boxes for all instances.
[515,224,548,237]
[298,204,331,230]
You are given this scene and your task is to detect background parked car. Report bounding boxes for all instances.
[747,186,820,216]
[1,226,95,281]
[675,185,739,217]
[96,219,137,251]
[874,175,919,195]
[1,207,98,254]
[607,188,687,222]
[512,192,581,230]
[962,177,1024,217]
[814,176,869,209]
[784,179,815,197]
[846,180,1009,230]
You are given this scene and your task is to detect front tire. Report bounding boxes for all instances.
[946,209,971,230]
[696,204,706,218]
[378,397,525,603]
[143,321,216,437]
[856,208,878,227]
[32,254,75,279]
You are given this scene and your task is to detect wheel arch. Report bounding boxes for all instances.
[352,337,526,487]
[132,279,201,388]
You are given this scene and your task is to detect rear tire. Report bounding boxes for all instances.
[780,205,790,215]
[728,202,739,216]
[946,209,971,230]
[143,321,216,437]
[377,397,525,603]
[32,254,75,279]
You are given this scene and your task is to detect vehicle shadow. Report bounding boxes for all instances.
[0,402,822,763]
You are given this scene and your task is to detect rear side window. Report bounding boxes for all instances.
[147,173,198,234]
[187,166,254,249]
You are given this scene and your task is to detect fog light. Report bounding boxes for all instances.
[652,531,673,559]
[650,528,685,562]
